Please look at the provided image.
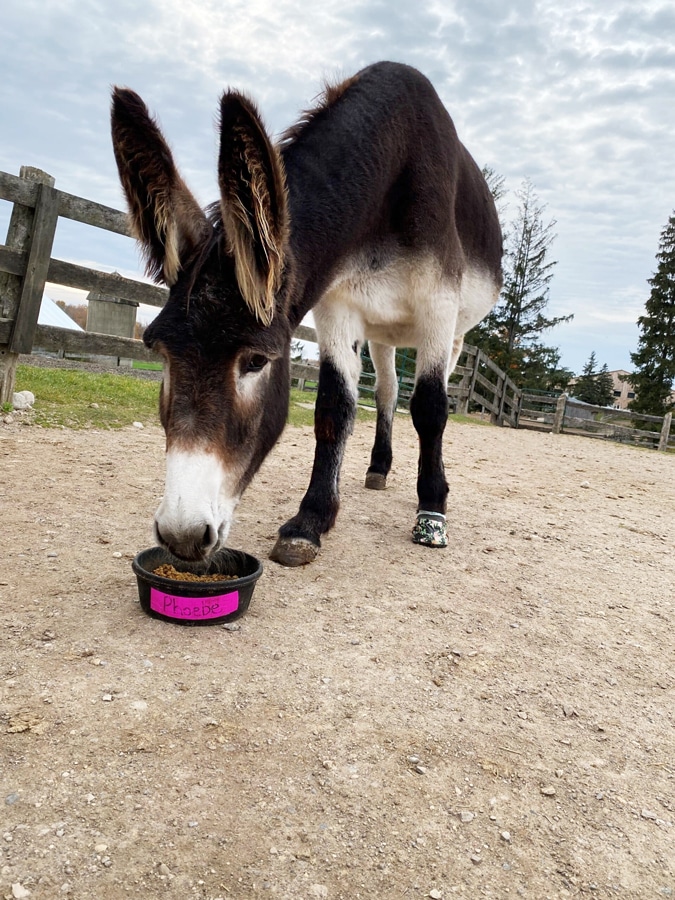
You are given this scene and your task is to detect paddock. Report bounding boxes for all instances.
[1,416,673,898]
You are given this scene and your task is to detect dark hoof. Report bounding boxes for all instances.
[412,511,448,548]
[364,472,387,491]
[269,536,319,566]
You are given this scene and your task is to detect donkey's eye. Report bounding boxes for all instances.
[245,354,269,374]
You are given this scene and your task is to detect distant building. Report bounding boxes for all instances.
[38,295,84,331]
[608,370,636,410]
[33,294,84,357]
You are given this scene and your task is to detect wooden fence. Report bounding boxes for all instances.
[0,166,320,401]
[1,166,671,451]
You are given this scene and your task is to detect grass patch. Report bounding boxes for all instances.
[133,360,163,371]
[15,365,160,429]
[288,388,378,427]
[14,365,487,431]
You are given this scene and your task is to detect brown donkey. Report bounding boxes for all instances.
[111,61,503,566]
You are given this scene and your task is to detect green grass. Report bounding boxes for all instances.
[15,365,160,429]
[14,365,488,431]
[132,360,163,371]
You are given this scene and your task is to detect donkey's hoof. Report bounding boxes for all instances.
[269,536,319,567]
[364,472,387,491]
[412,511,448,548]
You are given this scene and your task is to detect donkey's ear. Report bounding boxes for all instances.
[218,92,288,325]
[111,87,209,286]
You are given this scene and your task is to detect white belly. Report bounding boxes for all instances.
[314,251,499,352]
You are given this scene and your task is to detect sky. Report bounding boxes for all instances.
[2,0,674,374]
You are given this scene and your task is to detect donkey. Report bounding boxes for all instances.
[111,61,502,566]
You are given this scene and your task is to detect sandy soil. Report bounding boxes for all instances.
[1,412,673,900]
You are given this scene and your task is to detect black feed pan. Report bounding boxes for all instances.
[132,546,262,626]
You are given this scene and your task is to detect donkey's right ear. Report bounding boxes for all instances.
[111,88,209,286]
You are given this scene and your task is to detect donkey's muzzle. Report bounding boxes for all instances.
[155,520,219,562]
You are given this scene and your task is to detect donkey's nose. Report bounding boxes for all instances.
[155,520,218,561]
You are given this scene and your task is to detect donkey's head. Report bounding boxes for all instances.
[112,88,292,560]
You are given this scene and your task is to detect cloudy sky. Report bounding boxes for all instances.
[2,0,674,374]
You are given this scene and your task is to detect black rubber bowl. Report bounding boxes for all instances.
[132,546,262,626]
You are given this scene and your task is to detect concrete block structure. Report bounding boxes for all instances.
[86,291,139,367]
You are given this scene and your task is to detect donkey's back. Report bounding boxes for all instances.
[281,62,503,335]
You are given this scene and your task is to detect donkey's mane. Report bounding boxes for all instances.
[279,74,360,147]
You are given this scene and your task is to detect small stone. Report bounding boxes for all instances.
[112,551,122,559]
[101,694,113,702]
[641,809,658,821]
[12,885,31,899]
[470,854,482,865]
[89,402,99,409]
[580,480,591,488]
[5,793,19,806]
[95,843,107,853]
[132,421,144,429]
[47,551,58,558]
[459,811,475,823]
[555,769,564,778]
[430,890,443,899]
[541,786,556,796]
[221,623,241,632]
[414,765,427,775]
[407,756,420,764]
[500,831,511,842]
[12,390,35,411]
[3,415,14,425]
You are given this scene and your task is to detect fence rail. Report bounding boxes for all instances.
[1,166,672,451]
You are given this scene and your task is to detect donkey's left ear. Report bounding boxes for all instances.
[218,92,288,326]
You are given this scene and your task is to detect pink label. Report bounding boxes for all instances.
[150,587,239,620]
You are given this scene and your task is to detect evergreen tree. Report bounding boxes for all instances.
[467,178,573,389]
[628,212,675,415]
[520,342,574,393]
[572,353,616,406]
[571,351,600,403]
[596,364,615,407]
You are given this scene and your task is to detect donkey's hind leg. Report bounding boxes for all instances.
[365,342,398,491]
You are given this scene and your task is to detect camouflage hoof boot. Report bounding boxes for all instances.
[412,511,448,548]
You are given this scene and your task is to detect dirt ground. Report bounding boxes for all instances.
[1,410,673,900]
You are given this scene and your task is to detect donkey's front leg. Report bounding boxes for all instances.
[270,356,357,566]
[410,365,450,548]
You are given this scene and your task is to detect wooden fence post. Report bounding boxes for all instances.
[658,412,672,452]
[552,393,567,434]
[0,167,56,404]
[492,372,505,426]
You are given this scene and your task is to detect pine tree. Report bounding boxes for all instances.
[467,178,573,389]
[572,354,617,406]
[628,212,675,415]
[596,364,615,407]
[572,352,600,404]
